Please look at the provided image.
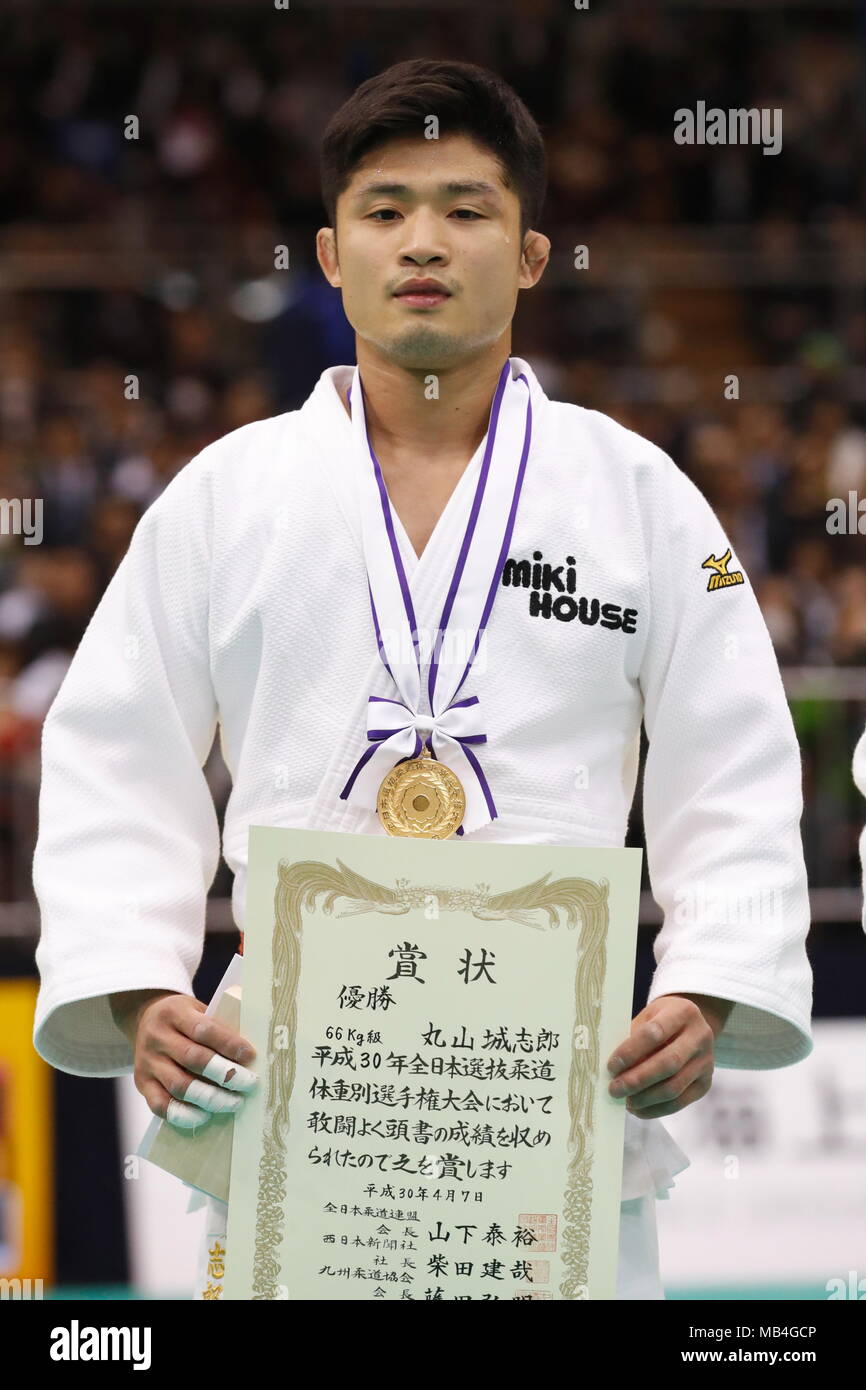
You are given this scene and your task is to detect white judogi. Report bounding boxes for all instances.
[31,356,813,1299]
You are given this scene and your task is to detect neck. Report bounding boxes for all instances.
[344,338,513,465]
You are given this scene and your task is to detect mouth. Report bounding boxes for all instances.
[393,284,451,309]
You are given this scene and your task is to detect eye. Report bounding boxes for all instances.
[368,209,400,221]
[451,209,484,219]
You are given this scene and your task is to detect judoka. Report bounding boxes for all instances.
[32,57,813,1300]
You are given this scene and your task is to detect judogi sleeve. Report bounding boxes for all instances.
[638,448,813,1069]
[32,450,221,1077]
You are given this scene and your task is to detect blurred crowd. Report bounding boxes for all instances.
[0,0,863,894]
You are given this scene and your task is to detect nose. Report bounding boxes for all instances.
[398,208,449,263]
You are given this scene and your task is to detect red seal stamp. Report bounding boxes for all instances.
[517,1213,557,1252]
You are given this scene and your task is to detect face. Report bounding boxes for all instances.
[316,133,550,370]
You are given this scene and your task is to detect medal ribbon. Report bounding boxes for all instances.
[339,359,533,834]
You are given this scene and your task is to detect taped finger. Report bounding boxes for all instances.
[165,1098,212,1131]
[182,1076,244,1114]
[201,1052,258,1092]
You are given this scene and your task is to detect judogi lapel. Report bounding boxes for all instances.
[295,356,542,838]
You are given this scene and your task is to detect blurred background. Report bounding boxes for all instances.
[0,0,864,1299]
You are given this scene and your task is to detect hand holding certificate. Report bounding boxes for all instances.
[222,826,642,1300]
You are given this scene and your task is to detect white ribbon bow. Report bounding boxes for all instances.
[339,359,532,834]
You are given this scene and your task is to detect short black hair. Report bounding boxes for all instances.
[320,58,547,240]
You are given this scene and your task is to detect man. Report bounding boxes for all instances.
[32,58,813,1300]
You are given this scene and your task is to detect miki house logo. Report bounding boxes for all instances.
[500,551,639,633]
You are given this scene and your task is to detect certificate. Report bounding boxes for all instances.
[223,826,642,1300]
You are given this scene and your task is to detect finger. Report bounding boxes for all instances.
[626,1071,713,1119]
[184,1012,257,1066]
[609,1035,701,1098]
[166,1098,213,1131]
[182,1076,246,1113]
[607,1015,675,1077]
[200,1051,258,1093]
[140,1078,210,1130]
[627,1054,709,1109]
[152,996,256,1066]
[607,998,707,1077]
[160,1063,246,1116]
[166,1028,259,1093]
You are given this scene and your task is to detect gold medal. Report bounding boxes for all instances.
[342,361,531,836]
[376,744,465,838]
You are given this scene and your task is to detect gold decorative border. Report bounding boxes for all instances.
[250,857,610,1300]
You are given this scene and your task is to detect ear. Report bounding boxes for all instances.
[316,227,341,287]
[519,230,551,290]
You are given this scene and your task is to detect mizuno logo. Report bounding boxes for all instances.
[701,548,744,591]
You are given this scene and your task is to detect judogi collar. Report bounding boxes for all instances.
[337,358,533,836]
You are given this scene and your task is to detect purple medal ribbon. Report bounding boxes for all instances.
[339,359,533,834]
